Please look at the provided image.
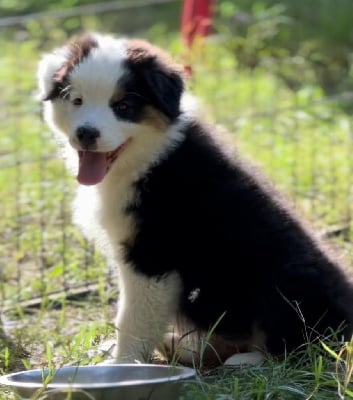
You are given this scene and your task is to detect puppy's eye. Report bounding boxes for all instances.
[72,97,83,106]
[110,95,142,121]
[114,101,129,112]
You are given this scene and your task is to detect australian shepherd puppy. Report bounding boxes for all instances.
[38,32,353,365]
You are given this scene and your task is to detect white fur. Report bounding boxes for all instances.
[224,351,264,367]
[39,33,187,362]
[37,47,69,100]
[114,264,181,362]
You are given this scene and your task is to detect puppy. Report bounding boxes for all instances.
[38,32,353,365]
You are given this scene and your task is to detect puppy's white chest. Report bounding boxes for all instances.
[72,177,136,256]
[97,176,137,248]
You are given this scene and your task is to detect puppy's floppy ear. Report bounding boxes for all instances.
[143,64,184,120]
[126,40,184,120]
[37,47,69,101]
[38,34,98,101]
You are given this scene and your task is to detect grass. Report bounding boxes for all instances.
[1,8,353,399]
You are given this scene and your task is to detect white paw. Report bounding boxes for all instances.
[224,351,264,367]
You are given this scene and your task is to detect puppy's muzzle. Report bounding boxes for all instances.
[76,126,100,150]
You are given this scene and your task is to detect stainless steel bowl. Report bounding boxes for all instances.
[0,364,196,399]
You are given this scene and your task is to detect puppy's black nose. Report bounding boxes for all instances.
[76,126,100,149]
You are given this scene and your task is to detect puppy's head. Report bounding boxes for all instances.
[38,33,184,185]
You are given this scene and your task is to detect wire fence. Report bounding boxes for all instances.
[1,1,353,312]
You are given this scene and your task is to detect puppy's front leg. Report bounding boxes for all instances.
[113,266,181,363]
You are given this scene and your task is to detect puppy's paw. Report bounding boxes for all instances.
[224,351,264,367]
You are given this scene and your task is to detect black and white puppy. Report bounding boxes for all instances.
[38,32,353,364]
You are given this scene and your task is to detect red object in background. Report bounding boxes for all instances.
[181,0,213,47]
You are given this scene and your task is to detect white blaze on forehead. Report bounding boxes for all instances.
[69,36,129,98]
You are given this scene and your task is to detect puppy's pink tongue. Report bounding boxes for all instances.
[77,151,108,186]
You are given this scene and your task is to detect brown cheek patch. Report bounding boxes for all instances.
[142,106,170,132]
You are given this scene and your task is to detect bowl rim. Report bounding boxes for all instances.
[0,364,196,390]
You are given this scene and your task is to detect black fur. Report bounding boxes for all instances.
[123,57,183,121]
[109,92,148,123]
[124,120,353,355]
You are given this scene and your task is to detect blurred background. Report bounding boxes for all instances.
[1,0,353,369]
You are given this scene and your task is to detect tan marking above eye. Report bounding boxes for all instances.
[110,87,125,104]
[142,106,169,131]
